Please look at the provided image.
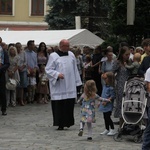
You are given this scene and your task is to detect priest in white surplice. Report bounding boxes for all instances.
[45,39,82,130]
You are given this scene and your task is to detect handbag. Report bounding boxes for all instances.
[6,78,18,90]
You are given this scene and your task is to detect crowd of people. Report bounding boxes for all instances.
[0,37,150,149]
[71,39,150,149]
[0,38,56,114]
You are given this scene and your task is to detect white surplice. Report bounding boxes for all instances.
[45,51,82,100]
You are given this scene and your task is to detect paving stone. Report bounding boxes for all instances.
[0,103,142,150]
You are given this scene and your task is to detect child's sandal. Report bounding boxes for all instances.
[78,128,83,136]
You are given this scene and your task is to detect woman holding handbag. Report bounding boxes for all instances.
[5,46,20,107]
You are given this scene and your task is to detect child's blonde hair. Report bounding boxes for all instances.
[133,53,141,62]
[105,72,115,87]
[84,80,97,99]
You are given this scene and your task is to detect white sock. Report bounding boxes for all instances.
[80,122,85,129]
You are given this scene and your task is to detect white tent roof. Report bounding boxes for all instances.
[0,29,104,47]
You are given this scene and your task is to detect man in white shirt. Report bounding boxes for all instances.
[45,39,82,130]
[25,40,38,103]
[142,67,150,150]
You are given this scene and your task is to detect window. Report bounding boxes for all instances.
[0,0,12,15]
[31,0,44,16]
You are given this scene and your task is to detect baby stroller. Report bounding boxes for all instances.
[114,76,147,143]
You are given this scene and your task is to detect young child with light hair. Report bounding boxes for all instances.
[37,65,49,104]
[99,72,116,136]
[125,53,141,75]
[78,80,110,140]
[27,69,37,103]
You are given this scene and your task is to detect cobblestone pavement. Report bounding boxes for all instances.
[0,102,142,150]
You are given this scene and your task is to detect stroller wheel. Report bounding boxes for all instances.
[113,133,122,142]
[133,135,142,143]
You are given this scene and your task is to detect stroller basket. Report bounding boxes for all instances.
[124,111,142,123]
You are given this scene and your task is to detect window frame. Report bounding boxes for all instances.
[0,0,13,15]
[31,0,45,16]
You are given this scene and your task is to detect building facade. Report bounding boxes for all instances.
[0,0,49,30]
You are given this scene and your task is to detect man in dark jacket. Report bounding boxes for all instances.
[138,39,150,76]
[0,43,10,115]
[138,56,150,76]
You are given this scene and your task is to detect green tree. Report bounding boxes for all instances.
[81,0,111,38]
[109,0,150,46]
[45,0,77,29]
[45,0,111,39]
[134,0,150,42]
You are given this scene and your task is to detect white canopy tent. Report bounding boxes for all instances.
[0,29,104,48]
